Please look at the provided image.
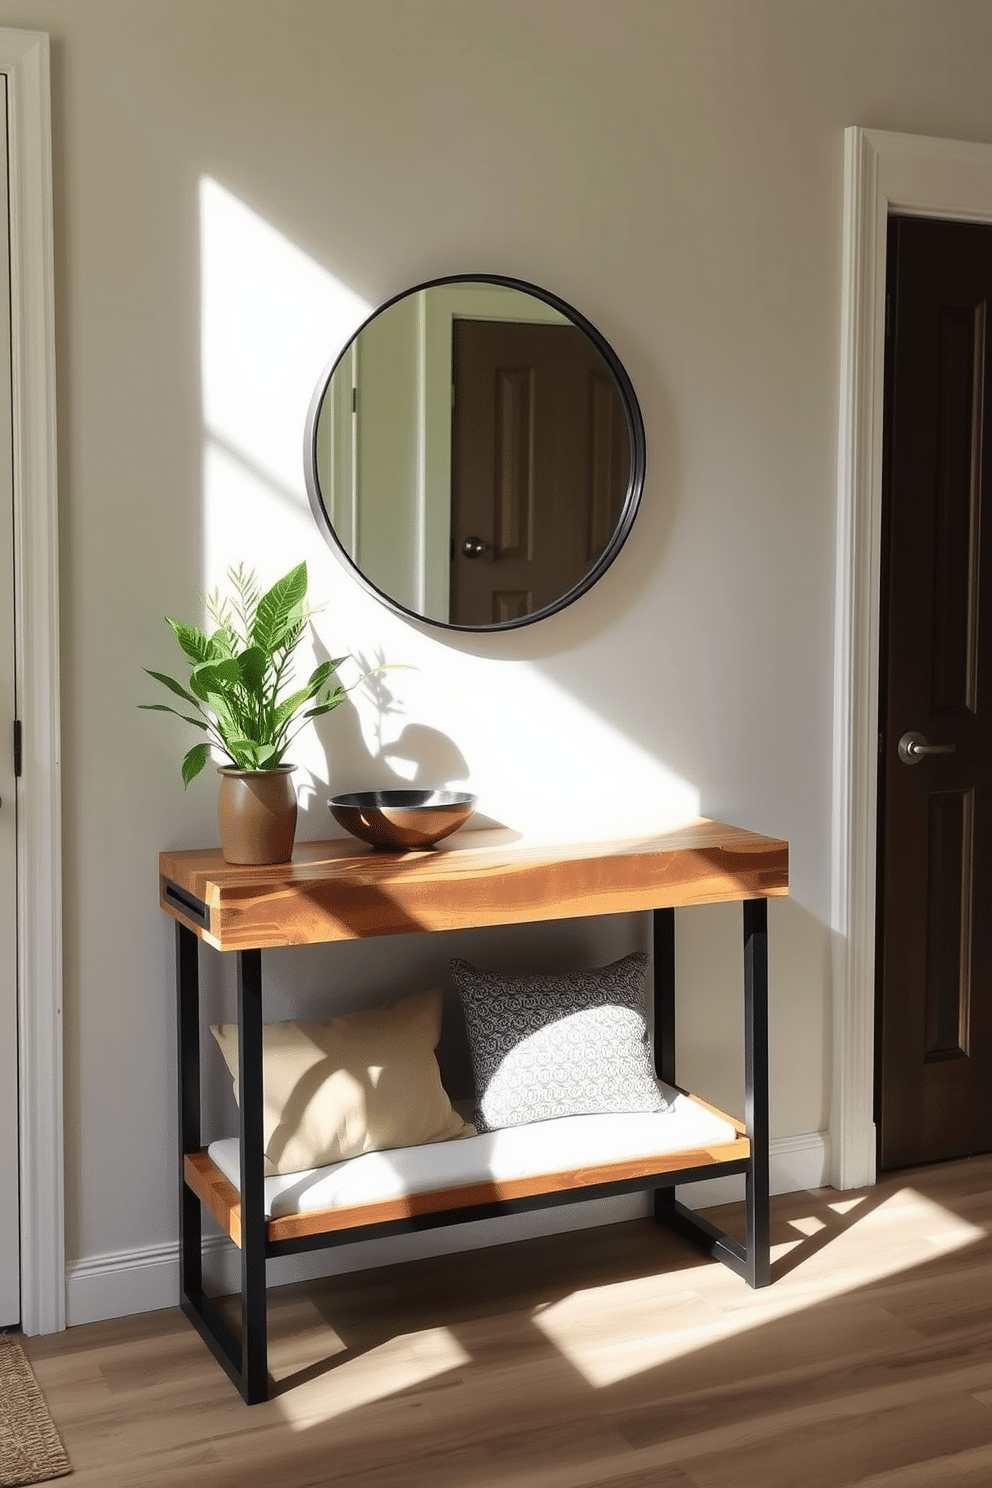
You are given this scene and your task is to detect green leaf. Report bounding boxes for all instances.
[236,645,268,694]
[138,703,208,730]
[224,737,261,769]
[187,671,213,704]
[251,563,308,655]
[144,669,201,708]
[181,742,210,787]
[310,657,348,684]
[207,626,235,661]
[189,658,243,711]
[191,657,241,688]
[305,658,347,691]
[167,618,212,665]
[271,614,306,654]
[303,692,347,720]
[271,683,322,732]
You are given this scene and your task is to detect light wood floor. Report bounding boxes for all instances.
[24,1157,992,1487]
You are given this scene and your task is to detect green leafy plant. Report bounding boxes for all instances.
[141,561,349,786]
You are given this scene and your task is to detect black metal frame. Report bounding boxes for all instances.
[302,272,647,635]
[174,895,770,1404]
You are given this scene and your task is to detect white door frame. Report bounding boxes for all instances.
[831,127,992,1190]
[0,28,62,1335]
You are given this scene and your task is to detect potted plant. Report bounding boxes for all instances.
[141,561,348,864]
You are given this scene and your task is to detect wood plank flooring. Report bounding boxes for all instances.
[23,1157,992,1486]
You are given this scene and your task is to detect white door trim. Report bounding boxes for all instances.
[831,127,992,1190]
[0,28,62,1334]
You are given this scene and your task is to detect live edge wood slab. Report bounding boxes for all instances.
[159,818,789,952]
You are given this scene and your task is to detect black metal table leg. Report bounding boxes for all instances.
[175,927,270,1401]
[651,898,771,1289]
[652,907,677,1223]
[743,896,770,1288]
[237,948,269,1402]
[176,923,202,1304]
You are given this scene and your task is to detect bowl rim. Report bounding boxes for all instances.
[328,788,476,813]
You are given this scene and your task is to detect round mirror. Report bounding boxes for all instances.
[304,274,645,631]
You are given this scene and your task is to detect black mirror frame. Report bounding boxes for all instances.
[303,273,646,633]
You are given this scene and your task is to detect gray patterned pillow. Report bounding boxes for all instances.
[450,952,670,1132]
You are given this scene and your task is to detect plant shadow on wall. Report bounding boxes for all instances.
[302,642,474,807]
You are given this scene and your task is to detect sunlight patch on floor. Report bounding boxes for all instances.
[530,1187,988,1388]
[275,1326,472,1428]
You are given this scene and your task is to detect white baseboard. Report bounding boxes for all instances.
[676,1128,831,1210]
[65,1130,831,1328]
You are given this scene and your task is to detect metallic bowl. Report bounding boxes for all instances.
[329,789,477,851]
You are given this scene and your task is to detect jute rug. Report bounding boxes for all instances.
[0,1332,71,1487]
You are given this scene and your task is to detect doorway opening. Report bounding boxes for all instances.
[874,214,992,1171]
[833,128,992,1193]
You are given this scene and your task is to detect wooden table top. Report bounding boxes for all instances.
[159,818,788,951]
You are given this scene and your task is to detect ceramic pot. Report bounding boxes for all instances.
[217,764,297,865]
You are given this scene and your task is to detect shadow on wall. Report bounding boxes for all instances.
[295,637,476,838]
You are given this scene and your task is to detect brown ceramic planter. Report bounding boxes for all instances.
[217,764,297,865]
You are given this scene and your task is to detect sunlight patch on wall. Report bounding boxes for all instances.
[196,180,700,837]
[198,175,369,589]
[348,651,702,841]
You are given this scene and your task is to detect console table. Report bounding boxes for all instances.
[160,819,788,1404]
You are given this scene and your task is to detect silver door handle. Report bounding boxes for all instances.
[898,730,956,765]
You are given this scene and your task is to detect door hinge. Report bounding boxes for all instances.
[351,386,358,414]
[13,719,21,777]
[885,293,892,338]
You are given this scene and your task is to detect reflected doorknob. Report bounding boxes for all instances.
[898,730,956,765]
[460,535,491,559]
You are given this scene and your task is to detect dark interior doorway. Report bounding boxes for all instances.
[875,214,992,1170]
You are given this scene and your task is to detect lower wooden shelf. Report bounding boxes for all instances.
[184,1092,749,1251]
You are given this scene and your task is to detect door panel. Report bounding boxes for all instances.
[877,215,992,1170]
[449,320,628,627]
[0,76,18,1324]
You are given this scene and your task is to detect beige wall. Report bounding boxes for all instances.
[4,0,992,1320]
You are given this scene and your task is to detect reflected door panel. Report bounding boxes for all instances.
[450,320,628,627]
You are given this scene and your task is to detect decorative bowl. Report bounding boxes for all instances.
[329,789,477,851]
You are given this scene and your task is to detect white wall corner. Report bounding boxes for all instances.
[0,25,64,1336]
[830,125,884,1193]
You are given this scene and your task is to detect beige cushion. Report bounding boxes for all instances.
[210,988,475,1176]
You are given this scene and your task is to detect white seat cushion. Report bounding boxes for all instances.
[207,1085,739,1220]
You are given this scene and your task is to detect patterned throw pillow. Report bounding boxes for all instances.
[450,952,670,1132]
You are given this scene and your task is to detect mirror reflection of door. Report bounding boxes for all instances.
[449,320,629,627]
[304,277,644,631]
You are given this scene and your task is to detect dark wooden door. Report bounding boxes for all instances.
[876,215,992,1169]
[449,319,628,627]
